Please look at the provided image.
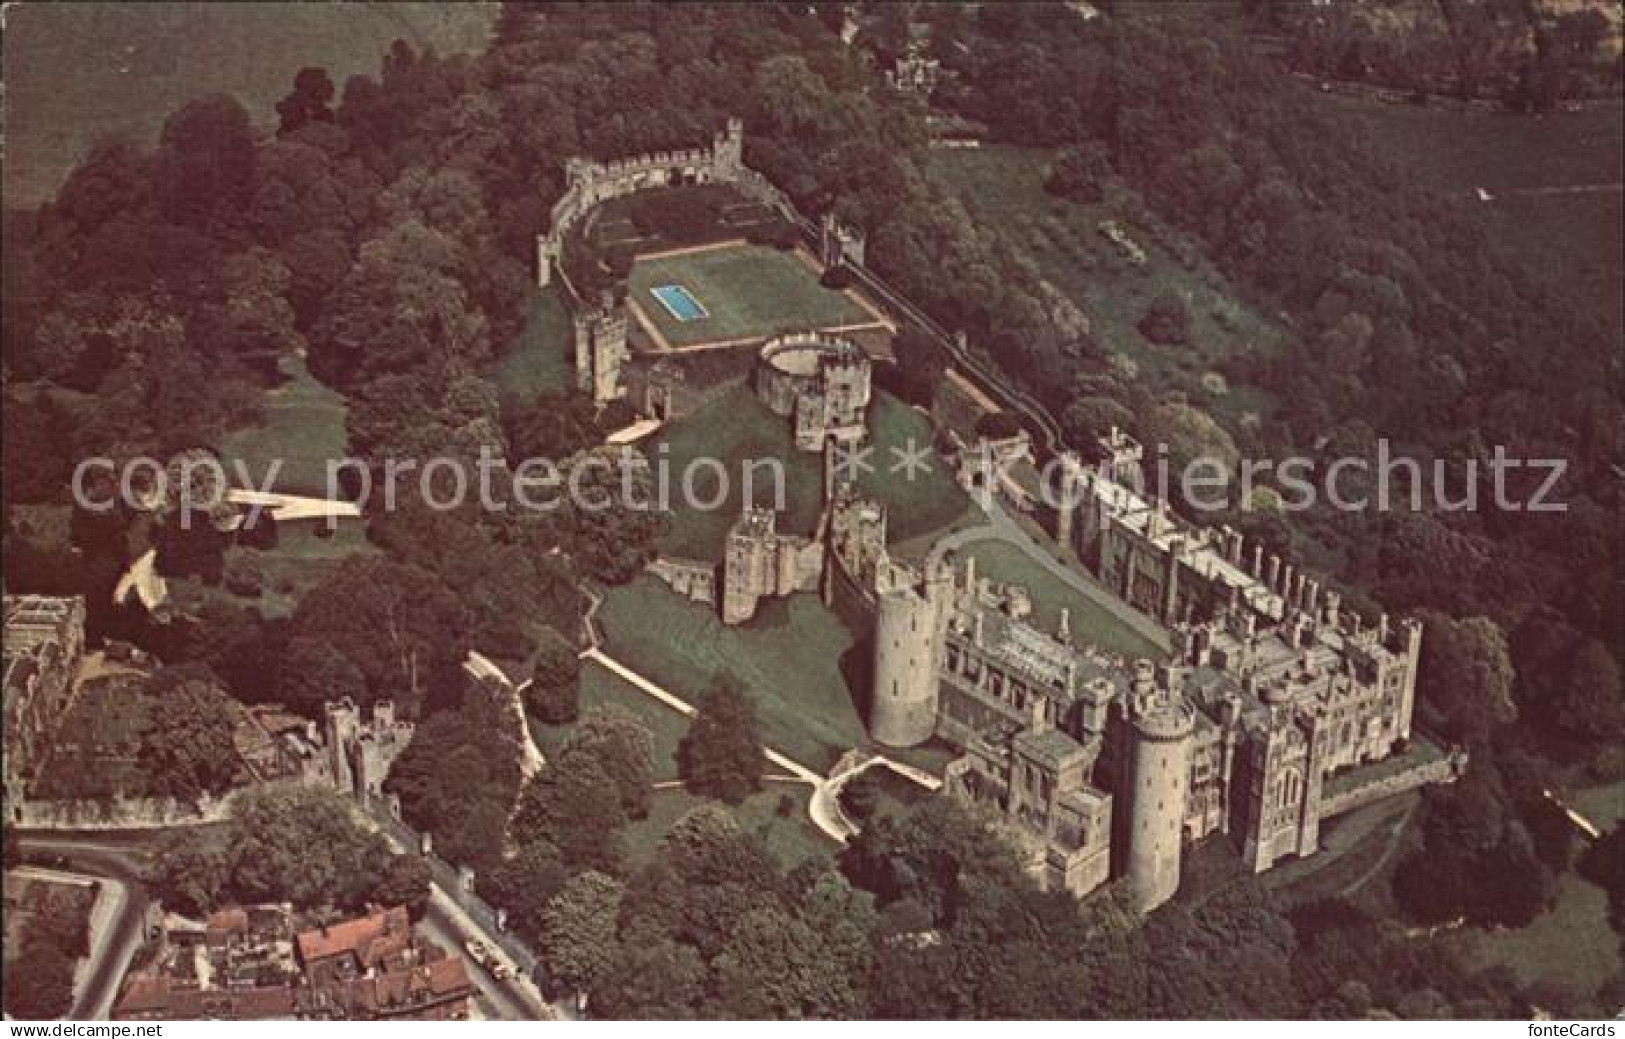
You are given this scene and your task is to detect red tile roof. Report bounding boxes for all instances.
[295,906,411,967]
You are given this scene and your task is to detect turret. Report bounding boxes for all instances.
[869,562,950,747]
[1119,664,1196,912]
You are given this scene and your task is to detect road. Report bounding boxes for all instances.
[17,835,152,1020]
[16,829,550,1022]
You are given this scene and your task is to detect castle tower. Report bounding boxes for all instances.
[1053,451,1085,551]
[535,234,557,288]
[324,698,361,796]
[574,294,629,404]
[1119,663,1196,912]
[713,117,744,180]
[1097,426,1145,491]
[870,560,951,747]
[722,507,778,626]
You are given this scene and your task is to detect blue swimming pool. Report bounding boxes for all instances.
[651,283,708,322]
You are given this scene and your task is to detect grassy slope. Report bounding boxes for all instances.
[629,243,871,348]
[926,145,1289,426]
[956,538,1167,661]
[596,576,866,774]
[530,662,835,866]
[484,287,575,403]
[653,383,973,560]
[3,2,497,208]
[218,353,350,498]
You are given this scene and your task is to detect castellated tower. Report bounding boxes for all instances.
[574,292,629,405]
[712,117,744,180]
[869,559,952,748]
[1118,661,1196,912]
[324,698,362,796]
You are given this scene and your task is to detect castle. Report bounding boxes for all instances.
[318,698,414,810]
[538,119,783,406]
[542,120,1457,912]
[573,290,630,405]
[704,423,1450,911]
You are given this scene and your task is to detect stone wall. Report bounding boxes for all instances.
[10,790,238,829]
[648,557,717,605]
[1320,746,1468,818]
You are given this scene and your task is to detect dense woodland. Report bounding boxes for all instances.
[2,1,1621,1019]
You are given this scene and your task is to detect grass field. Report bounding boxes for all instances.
[4,2,497,208]
[218,353,349,498]
[485,287,574,403]
[597,575,867,773]
[1317,96,1624,337]
[1454,870,1623,997]
[224,518,376,619]
[956,537,1167,660]
[530,660,835,865]
[530,661,689,782]
[628,243,876,349]
[653,383,974,560]
[927,145,1288,425]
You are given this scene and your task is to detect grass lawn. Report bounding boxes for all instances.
[530,661,688,782]
[653,384,974,560]
[5,2,496,208]
[1453,870,1623,997]
[485,287,575,402]
[202,516,375,619]
[620,783,835,870]
[218,353,349,498]
[956,537,1167,660]
[629,242,875,349]
[597,575,867,774]
[927,145,1290,427]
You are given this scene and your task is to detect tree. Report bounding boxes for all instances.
[374,854,433,921]
[591,937,708,1019]
[276,67,337,136]
[154,94,258,228]
[512,748,627,873]
[148,829,234,916]
[481,840,570,945]
[1415,611,1518,746]
[838,771,883,824]
[223,548,264,598]
[278,636,368,718]
[226,783,394,911]
[525,627,581,725]
[1045,143,1113,203]
[678,673,765,804]
[289,556,471,710]
[539,871,625,1000]
[566,706,655,820]
[137,670,242,800]
[1550,640,1623,744]
[385,688,527,871]
[711,907,864,1018]
[1138,291,1191,346]
[2,936,76,1019]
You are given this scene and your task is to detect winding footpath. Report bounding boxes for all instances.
[580,647,935,843]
